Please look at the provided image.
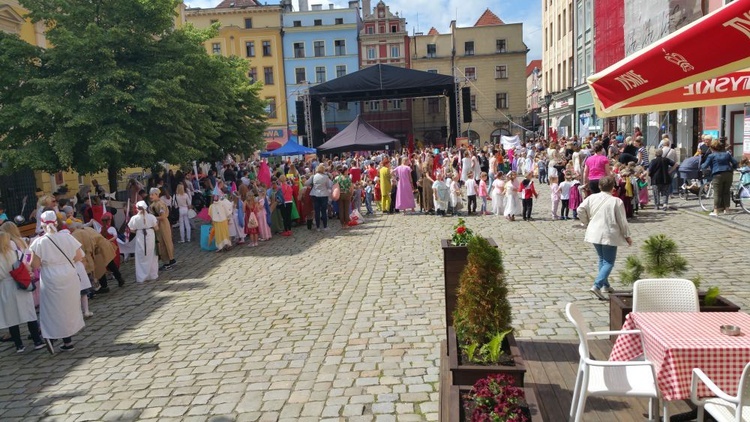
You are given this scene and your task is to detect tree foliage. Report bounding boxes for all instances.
[453,236,513,346]
[0,0,267,183]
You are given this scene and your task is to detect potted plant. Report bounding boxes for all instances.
[449,236,526,387]
[460,373,531,422]
[610,234,740,336]
[441,219,496,344]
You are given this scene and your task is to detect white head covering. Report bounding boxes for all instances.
[136,201,148,211]
[149,188,160,196]
[40,210,58,234]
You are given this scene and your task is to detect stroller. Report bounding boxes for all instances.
[678,156,709,199]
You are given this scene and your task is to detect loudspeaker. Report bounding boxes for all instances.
[461,87,472,123]
[440,126,448,138]
[310,98,323,147]
[295,100,306,136]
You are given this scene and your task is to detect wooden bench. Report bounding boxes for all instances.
[18,223,36,238]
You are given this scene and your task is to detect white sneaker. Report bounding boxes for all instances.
[589,287,606,300]
[709,212,718,216]
[84,311,94,318]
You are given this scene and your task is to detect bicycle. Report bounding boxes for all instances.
[697,181,714,212]
[729,171,750,214]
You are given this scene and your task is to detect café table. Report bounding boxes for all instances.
[610,312,750,420]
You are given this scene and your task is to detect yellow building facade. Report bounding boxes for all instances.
[411,11,528,146]
[186,4,288,149]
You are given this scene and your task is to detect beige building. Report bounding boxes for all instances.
[411,10,528,146]
[186,0,289,148]
[541,0,575,136]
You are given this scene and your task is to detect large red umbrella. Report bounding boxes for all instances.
[588,0,750,116]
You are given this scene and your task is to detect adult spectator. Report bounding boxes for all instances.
[577,175,632,300]
[635,137,649,168]
[622,136,638,157]
[0,231,44,353]
[30,210,86,353]
[701,139,738,216]
[583,143,612,193]
[306,164,332,231]
[697,134,713,164]
[648,149,678,211]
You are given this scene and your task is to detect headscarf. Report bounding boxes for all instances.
[136,201,148,213]
[41,210,58,234]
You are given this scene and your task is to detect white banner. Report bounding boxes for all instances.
[501,135,521,150]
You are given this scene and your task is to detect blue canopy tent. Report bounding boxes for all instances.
[260,137,316,157]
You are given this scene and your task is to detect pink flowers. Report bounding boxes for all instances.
[463,374,529,422]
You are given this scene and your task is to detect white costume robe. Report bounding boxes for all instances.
[29,232,85,339]
[0,246,37,330]
[127,213,158,283]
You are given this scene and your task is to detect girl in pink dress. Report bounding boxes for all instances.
[244,195,260,247]
[254,190,272,241]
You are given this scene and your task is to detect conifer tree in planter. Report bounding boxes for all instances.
[448,236,525,387]
[609,234,739,337]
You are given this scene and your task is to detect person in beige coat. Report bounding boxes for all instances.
[71,226,118,293]
[576,175,632,300]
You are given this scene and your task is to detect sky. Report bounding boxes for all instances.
[184,0,542,62]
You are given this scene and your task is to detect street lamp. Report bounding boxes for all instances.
[543,93,553,139]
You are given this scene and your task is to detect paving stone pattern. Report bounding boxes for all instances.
[0,182,748,421]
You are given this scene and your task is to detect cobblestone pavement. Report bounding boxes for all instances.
[0,182,748,421]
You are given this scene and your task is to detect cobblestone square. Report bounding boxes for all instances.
[0,184,748,421]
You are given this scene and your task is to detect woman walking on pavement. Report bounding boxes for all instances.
[29,210,86,353]
[576,175,632,300]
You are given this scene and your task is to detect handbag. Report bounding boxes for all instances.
[331,183,341,201]
[9,250,34,291]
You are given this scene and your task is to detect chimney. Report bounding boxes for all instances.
[311,4,323,10]
[329,4,334,9]
[281,0,292,12]
[362,0,370,17]
[348,0,358,9]
[299,0,308,11]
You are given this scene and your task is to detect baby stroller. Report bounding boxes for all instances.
[677,156,709,200]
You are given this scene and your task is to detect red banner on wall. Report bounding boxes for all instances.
[588,0,750,115]
[594,0,624,73]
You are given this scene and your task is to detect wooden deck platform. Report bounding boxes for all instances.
[517,339,694,421]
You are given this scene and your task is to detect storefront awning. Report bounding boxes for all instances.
[588,0,750,117]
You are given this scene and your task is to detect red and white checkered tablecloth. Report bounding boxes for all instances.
[610,312,750,401]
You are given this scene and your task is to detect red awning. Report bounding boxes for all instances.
[265,141,283,151]
[588,0,750,117]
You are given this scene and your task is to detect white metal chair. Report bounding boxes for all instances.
[632,278,699,313]
[691,363,750,422]
[565,302,661,422]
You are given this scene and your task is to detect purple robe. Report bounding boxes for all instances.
[394,165,416,210]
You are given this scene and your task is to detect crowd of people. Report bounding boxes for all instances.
[1,129,747,355]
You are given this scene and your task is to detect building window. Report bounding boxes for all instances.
[245,41,255,57]
[338,101,348,110]
[266,97,277,119]
[367,47,376,59]
[495,65,508,79]
[470,95,477,111]
[248,67,257,82]
[335,18,344,25]
[244,18,252,29]
[315,66,326,83]
[314,19,322,26]
[310,41,323,57]
[262,40,271,56]
[391,99,402,110]
[391,25,397,33]
[295,67,306,84]
[336,65,346,78]
[293,42,305,58]
[368,100,380,111]
[465,67,476,80]
[379,26,385,33]
[293,20,301,27]
[390,45,400,58]
[428,98,440,113]
[334,40,346,56]
[366,26,374,34]
[464,41,474,56]
[263,67,274,85]
[427,69,438,74]
[211,43,221,55]
[496,92,508,109]
[496,39,506,53]
[427,43,436,58]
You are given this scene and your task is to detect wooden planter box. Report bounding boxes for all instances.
[448,326,526,387]
[439,340,541,422]
[441,238,497,348]
[609,291,741,342]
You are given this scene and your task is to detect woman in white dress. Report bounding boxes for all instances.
[503,172,521,221]
[29,210,85,353]
[491,174,506,216]
[127,201,159,283]
[0,231,43,353]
